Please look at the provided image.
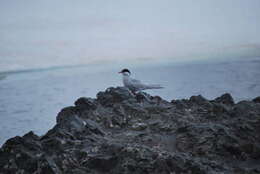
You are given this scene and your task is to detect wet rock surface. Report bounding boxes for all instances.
[1,87,260,174]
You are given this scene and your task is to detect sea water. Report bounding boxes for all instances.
[0,58,260,145]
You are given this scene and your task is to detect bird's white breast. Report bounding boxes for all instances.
[123,76,136,91]
[123,75,130,86]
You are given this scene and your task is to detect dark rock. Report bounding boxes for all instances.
[171,99,190,109]
[97,87,135,106]
[131,122,148,131]
[189,95,209,105]
[75,97,98,110]
[214,93,235,105]
[135,92,151,102]
[56,107,86,133]
[253,96,260,103]
[1,87,260,174]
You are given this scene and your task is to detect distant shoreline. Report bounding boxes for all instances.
[0,56,259,77]
[0,64,89,76]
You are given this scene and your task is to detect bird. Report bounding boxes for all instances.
[118,68,163,94]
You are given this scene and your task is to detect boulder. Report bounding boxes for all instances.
[1,87,260,173]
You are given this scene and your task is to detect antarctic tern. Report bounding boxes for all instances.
[118,68,163,93]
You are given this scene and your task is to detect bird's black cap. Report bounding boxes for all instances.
[120,68,131,74]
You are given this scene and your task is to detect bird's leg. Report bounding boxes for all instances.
[127,89,136,97]
[138,91,150,101]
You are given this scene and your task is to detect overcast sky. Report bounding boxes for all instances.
[0,0,260,70]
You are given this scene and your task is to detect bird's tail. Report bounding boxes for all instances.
[144,84,164,90]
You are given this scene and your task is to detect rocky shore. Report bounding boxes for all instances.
[0,87,260,174]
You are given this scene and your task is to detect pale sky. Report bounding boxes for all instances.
[0,0,260,71]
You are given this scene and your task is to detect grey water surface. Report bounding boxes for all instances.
[0,58,260,145]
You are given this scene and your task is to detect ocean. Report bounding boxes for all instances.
[0,57,260,145]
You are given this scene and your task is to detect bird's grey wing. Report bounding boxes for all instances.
[130,78,163,90]
[131,78,141,84]
[129,78,147,90]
